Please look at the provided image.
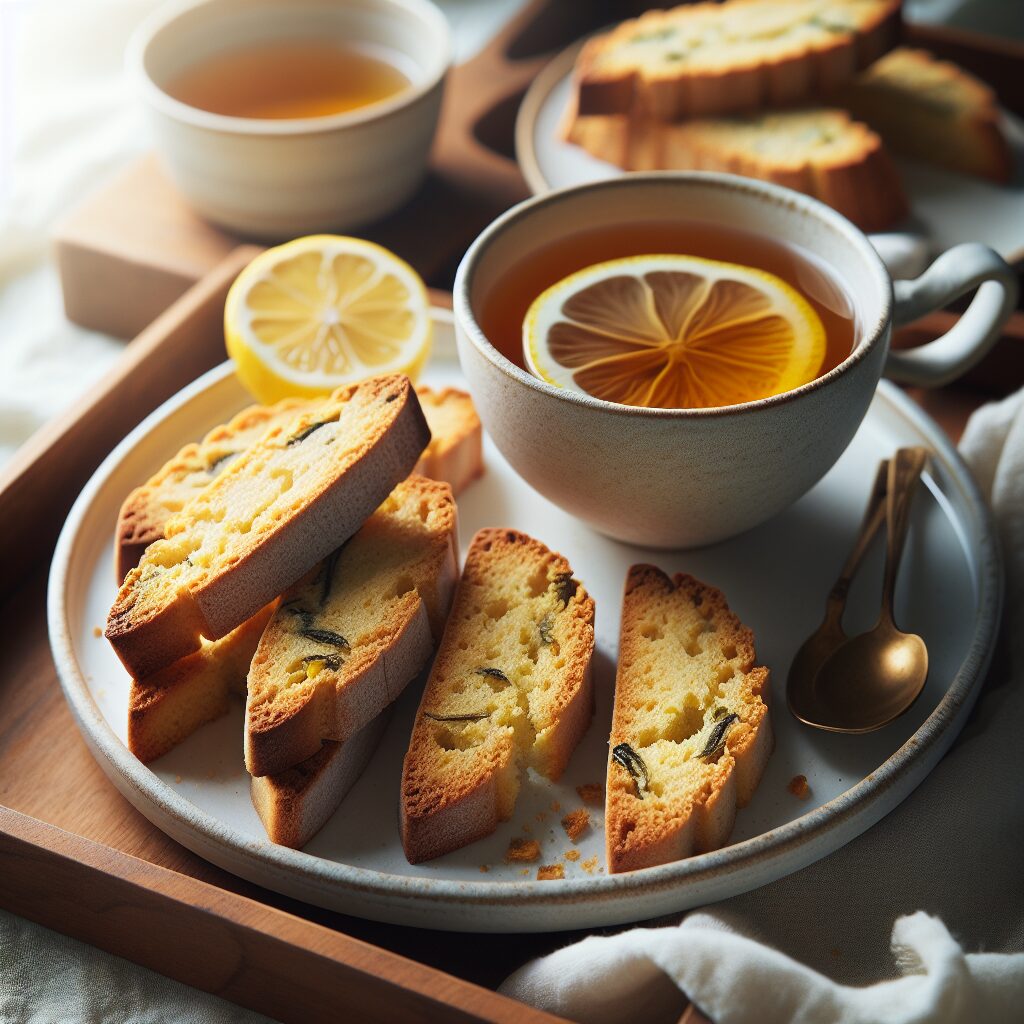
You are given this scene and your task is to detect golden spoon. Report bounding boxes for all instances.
[809,446,930,733]
[787,458,889,727]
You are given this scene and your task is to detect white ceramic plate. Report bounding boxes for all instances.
[49,310,1000,933]
[515,43,1024,266]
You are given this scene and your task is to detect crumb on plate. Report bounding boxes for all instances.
[581,856,599,874]
[788,774,811,800]
[506,838,541,863]
[550,800,561,813]
[564,849,581,862]
[561,808,590,842]
[537,864,564,881]
[576,783,603,806]
[93,626,102,638]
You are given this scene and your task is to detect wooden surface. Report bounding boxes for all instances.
[0,810,559,1024]
[16,3,1023,1022]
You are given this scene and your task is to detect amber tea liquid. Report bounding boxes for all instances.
[166,41,411,119]
[478,220,857,386]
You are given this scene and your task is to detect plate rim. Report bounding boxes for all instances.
[47,312,1003,931]
[514,39,1024,267]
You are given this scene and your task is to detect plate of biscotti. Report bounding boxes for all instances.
[48,300,999,932]
[516,0,1024,264]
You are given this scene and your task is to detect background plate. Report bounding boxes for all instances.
[49,310,1000,932]
[515,43,1024,266]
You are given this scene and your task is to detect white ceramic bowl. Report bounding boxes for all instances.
[454,173,1017,548]
[130,0,451,238]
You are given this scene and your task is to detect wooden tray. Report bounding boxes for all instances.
[8,3,1021,1021]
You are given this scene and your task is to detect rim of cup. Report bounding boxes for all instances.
[454,171,895,420]
[128,0,452,137]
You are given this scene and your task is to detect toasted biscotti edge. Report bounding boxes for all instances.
[105,375,430,680]
[605,565,773,875]
[575,0,902,120]
[250,712,391,848]
[400,528,596,864]
[116,386,481,584]
[564,107,908,233]
[246,595,434,778]
[187,376,432,640]
[127,604,275,763]
[836,47,1013,183]
[244,475,459,777]
[413,387,484,496]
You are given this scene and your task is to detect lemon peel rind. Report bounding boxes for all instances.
[524,254,826,411]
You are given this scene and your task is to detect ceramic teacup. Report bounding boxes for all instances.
[454,174,1018,548]
[129,0,451,238]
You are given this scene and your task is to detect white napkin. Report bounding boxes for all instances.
[501,388,1024,1023]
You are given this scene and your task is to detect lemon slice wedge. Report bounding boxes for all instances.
[524,254,826,409]
[225,235,431,404]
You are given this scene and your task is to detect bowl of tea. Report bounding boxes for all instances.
[454,173,1016,547]
[130,0,450,237]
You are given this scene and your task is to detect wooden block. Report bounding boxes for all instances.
[54,155,243,340]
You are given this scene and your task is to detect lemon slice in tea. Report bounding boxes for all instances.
[225,235,431,404]
[524,254,826,409]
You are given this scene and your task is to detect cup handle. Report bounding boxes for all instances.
[885,243,1018,388]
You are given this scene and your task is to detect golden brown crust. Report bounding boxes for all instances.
[127,604,274,763]
[606,565,772,874]
[105,375,430,680]
[249,713,391,849]
[836,47,1013,183]
[575,0,902,120]
[400,529,595,864]
[566,106,908,233]
[244,476,458,777]
[413,386,484,496]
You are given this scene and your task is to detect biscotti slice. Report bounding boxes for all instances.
[245,475,458,777]
[575,0,901,120]
[836,47,1013,182]
[413,386,484,495]
[606,566,772,874]
[116,399,313,581]
[117,387,482,581]
[127,604,275,763]
[106,374,429,680]
[250,713,390,849]
[566,106,907,232]
[401,529,595,864]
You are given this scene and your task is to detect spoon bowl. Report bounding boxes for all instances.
[810,624,929,733]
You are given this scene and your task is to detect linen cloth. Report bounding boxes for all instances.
[1,1,1021,1022]
[501,389,1024,1021]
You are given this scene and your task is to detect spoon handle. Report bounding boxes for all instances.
[826,459,889,612]
[880,447,929,621]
